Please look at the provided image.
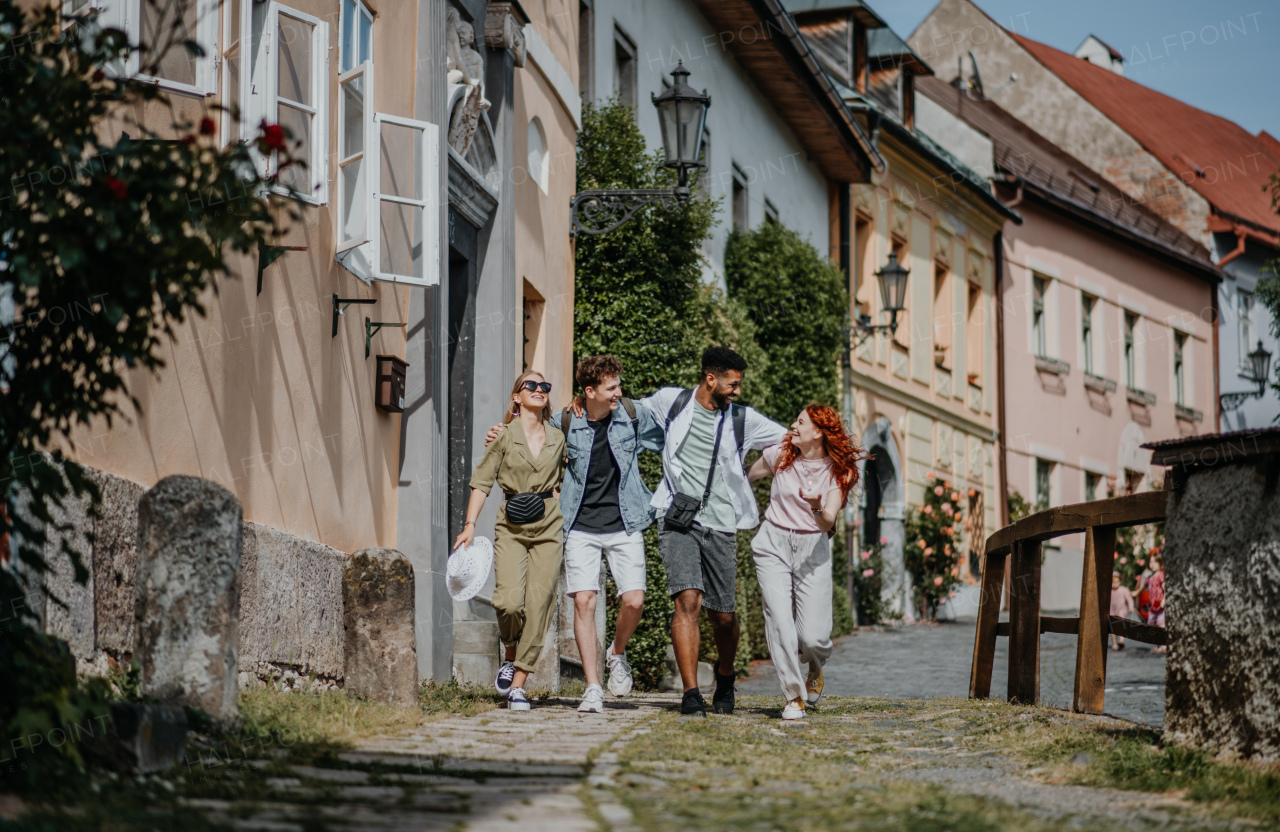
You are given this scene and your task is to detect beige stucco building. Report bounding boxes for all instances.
[48,0,579,683]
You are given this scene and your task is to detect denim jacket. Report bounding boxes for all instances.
[556,403,666,535]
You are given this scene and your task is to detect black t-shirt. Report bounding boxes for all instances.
[572,418,625,533]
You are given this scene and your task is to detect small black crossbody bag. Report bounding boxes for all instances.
[664,411,726,533]
[504,490,552,525]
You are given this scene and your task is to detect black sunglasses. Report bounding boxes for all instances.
[520,380,553,394]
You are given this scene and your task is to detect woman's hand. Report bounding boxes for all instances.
[453,525,475,551]
[800,491,823,514]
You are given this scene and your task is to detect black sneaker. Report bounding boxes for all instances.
[712,670,736,715]
[680,689,707,717]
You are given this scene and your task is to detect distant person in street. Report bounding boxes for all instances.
[746,404,862,721]
[454,370,565,712]
[1146,552,1167,653]
[1109,571,1135,651]
[641,347,787,717]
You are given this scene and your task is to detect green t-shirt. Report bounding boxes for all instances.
[676,402,736,532]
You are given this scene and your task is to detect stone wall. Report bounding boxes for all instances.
[1162,452,1280,761]
[32,467,350,688]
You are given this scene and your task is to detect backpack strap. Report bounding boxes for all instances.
[620,397,639,441]
[731,402,748,456]
[560,409,572,437]
[666,388,694,426]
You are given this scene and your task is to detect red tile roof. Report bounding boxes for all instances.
[1007,31,1280,240]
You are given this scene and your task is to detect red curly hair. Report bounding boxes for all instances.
[774,404,866,507]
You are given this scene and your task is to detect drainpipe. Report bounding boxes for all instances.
[994,230,1010,530]
[1001,174,1025,209]
[1217,226,1247,267]
[1211,287,1222,432]
[840,183,854,606]
[994,229,1011,610]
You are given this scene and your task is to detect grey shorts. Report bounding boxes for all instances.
[659,520,737,613]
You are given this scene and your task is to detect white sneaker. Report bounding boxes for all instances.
[605,644,634,697]
[495,660,516,695]
[508,686,531,711]
[577,683,605,714]
[781,698,806,721]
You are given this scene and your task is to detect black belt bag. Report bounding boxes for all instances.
[664,408,727,533]
[504,490,553,525]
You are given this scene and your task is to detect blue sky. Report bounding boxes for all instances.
[881,0,1280,139]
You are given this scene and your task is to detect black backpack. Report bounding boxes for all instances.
[561,397,640,441]
[666,388,747,456]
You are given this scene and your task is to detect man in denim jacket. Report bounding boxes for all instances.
[488,355,663,713]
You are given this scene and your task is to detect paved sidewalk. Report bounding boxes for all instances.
[188,694,673,831]
[740,617,1166,727]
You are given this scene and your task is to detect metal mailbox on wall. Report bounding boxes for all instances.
[376,355,409,413]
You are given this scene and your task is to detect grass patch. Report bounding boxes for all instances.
[612,695,1078,831]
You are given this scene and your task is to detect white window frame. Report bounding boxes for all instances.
[336,112,441,287]
[339,0,373,74]
[248,3,329,205]
[65,0,218,96]
[336,61,373,252]
[220,0,250,145]
[1238,289,1255,373]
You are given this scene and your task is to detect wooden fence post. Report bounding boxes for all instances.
[1006,539,1042,704]
[969,550,1006,698]
[1073,525,1116,713]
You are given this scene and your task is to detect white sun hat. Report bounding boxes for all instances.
[447,536,493,601]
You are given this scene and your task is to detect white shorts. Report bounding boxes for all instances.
[564,529,647,596]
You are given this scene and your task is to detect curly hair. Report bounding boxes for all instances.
[575,354,624,390]
[774,404,867,507]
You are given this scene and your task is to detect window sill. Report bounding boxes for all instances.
[1083,374,1117,393]
[136,74,214,100]
[1126,387,1157,407]
[1175,404,1204,423]
[1034,356,1071,375]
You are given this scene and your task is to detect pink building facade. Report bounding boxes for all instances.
[916,76,1221,608]
[1002,201,1217,606]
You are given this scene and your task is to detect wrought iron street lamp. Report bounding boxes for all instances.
[1220,340,1273,412]
[570,62,710,238]
[846,252,909,348]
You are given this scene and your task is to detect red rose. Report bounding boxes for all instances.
[199,117,216,136]
[104,176,127,199]
[261,124,286,150]
[92,69,106,82]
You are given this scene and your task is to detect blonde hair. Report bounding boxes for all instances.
[505,370,553,424]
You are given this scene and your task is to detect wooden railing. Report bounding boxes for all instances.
[970,491,1168,712]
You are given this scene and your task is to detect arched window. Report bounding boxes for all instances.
[527,117,549,194]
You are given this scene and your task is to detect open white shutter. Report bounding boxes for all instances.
[336,61,373,252]
[368,113,439,287]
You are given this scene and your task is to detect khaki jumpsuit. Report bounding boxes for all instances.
[469,419,566,672]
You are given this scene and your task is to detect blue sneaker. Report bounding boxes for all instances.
[495,660,516,695]
[508,686,531,711]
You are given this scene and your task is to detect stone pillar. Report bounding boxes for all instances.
[1149,429,1280,762]
[343,547,418,706]
[135,476,242,719]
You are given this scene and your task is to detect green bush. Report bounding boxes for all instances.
[723,223,848,424]
[851,538,888,625]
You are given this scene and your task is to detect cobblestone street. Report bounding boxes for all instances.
[740,616,1167,727]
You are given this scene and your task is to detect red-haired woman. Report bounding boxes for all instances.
[747,404,862,720]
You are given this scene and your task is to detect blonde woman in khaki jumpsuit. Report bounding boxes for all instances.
[454,370,566,711]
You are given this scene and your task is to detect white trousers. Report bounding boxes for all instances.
[751,520,834,702]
